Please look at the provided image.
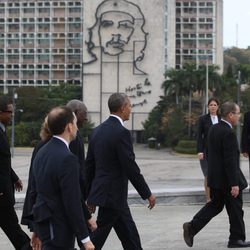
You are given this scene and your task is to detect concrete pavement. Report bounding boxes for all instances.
[1,145,250,249]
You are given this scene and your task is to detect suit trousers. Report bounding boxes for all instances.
[90,205,142,250]
[0,206,31,250]
[191,188,245,241]
[42,243,75,250]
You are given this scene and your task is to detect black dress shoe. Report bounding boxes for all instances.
[228,239,250,248]
[183,222,194,247]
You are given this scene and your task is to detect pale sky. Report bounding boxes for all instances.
[224,0,250,48]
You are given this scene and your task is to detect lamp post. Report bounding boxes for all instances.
[205,58,209,114]
[11,90,17,157]
[236,71,241,145]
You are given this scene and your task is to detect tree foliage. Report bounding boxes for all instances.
[144,48,250,149]
[2,83,91,146]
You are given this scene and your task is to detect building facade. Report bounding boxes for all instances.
[0,0,83,90]
[165,0,223,72]
[0,0,223,131]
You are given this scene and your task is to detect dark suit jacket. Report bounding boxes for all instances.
[69,131,91,220]
[241,111,250,153]
[21,140,48,229]
[86,116,151,209]
[207,120,247,190]
[30,137,89,248]
[0,127,19,207]
[22,133,91,232]
[196,114,220,154]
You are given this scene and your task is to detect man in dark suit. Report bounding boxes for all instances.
[66,100,97,233]
[241,111,250,166]
[86,93,156,250]
[30,106,94,250]
[183,102,250,248]
[0,96,31,250]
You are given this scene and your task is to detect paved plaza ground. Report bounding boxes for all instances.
[1,145,250,249]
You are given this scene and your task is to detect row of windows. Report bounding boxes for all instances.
[0,48,81,53]
[0,54,80,59]
[0,23,81,33]
[176,2,214,7]
[176,18,213,23]
[0,2,82,8]
[0,64,81,69]
[0,17,82,23]
[177,23,213,30]
[176,49,213,54]
[0,8,81,15]
[176,33,213,39]
[1,33,82,38]
[0,80,80,85]
[176,8,213,15]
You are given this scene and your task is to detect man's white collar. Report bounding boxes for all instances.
[53,135,69,148]
[110,114,124,126]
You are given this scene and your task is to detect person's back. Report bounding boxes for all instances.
[32,138,83,246]
[30,106,94,250]
[86,93,155,250]
[208,121,239,190]
[87,117,130,208]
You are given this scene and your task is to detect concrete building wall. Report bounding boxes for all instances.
[83,0,165,130]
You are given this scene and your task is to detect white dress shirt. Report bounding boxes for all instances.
[210,115,218,125]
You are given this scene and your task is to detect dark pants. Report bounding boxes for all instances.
[42,243,75,250]
[191,188,245,241]
[90,205,142,250]
[0,206,31,250]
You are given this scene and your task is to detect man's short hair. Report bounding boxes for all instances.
[220,102,237,119]
[108,93,128,113]
[0,96,11,112]
[48,106,74,135]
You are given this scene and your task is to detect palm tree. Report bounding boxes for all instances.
[162,68,186,105]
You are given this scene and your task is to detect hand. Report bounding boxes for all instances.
[82,240,95,250]
[197,153,204,160]
[87,204,96,214]
[30,233,42,250]
[242,152,249,158]
[147,194,156,210]
[87,217,97,232]
[15,179,23,192]
[231,186,239,198]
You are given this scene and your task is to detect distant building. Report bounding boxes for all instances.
[0,0,223,135]
[165,0,223,72]
[0,0,83,90]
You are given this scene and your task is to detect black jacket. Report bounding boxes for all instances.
[196,114,220,154]
[241,111,250,153]
[207,120,247,190]
[0,127,19,207]
[30,137,89,248]
[86,116,151,209]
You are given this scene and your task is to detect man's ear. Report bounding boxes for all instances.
[67,123,73,133]
[120,105,125,114]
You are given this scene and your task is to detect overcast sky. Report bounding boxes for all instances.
[224,0,250,48]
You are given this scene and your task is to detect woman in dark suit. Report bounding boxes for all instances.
[196,97,219,202]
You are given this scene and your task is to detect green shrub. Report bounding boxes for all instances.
[174,140,196,154]
[7,121,41,147]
